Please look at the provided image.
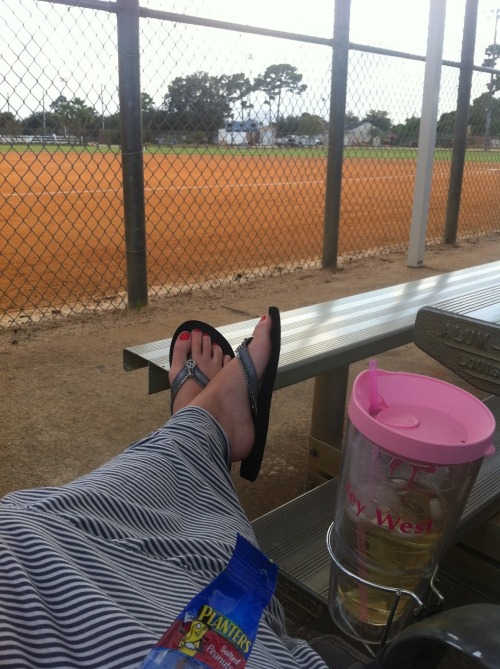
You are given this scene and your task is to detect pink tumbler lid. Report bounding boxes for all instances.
[348,369,496,465]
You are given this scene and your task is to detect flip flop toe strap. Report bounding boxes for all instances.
[236,338,259,417]
[170,359,209,411]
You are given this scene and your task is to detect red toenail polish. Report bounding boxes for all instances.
[179,332,190,341]
[193,329,202,333]
[260,315,267,321]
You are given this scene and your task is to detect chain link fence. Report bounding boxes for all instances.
[1,0,500,327]
[1,1,124,325]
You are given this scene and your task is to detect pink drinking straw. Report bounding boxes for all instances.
[369,358,380,416]
[356,524,369,623]
[356,358,380,621]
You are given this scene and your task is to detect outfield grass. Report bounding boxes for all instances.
[1,143,500,162]
[343,146,500,162]
[0,143,122,155]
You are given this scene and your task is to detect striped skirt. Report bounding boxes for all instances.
[0,407,327,669]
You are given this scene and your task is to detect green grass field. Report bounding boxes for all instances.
[1,143,500,162]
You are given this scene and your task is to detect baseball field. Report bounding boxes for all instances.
[1,146,500,316]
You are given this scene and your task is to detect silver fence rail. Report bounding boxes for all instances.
[1,0,499,326]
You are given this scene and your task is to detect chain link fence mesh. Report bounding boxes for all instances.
[1,1,500,327]
[140,19,331,295]
[1,1,124,326]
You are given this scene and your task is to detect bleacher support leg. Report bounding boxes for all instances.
[308,365,349,487]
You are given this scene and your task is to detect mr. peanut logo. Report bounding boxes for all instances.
[178,618,209,657]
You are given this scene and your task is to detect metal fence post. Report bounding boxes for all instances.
[444,0,478,245]
[321,0,351,270]
[116,0,148,310]
[407,0,447,268]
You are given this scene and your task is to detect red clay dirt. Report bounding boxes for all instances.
[2,150,500,316]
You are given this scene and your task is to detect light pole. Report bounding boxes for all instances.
[4,94,12,140]
[42,91,46,135]
[101,84,105,131]
[484,8,500,151]
[247,53,253,124]
[59,77,67,139]
[59,77,67,100]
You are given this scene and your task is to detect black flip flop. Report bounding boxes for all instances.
[238,307,281,482]
[169,320,235,413]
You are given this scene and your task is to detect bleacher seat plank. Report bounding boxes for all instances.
[124,260,500,394]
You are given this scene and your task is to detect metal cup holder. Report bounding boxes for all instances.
[326,522,444,652]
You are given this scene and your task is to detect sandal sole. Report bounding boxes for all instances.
[240,307,281,481]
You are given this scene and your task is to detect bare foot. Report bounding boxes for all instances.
[189,314,272,461]
[169,329,232,414]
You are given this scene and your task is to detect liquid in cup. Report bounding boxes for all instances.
[328,368,495,645]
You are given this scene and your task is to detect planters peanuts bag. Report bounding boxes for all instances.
[139,534,278,668]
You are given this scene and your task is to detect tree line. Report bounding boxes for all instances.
[1,47,499,146]
[0,63,311,144]
[357,95,500,148]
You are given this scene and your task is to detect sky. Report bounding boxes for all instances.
[140,0,497,57]
[2,0,500,126]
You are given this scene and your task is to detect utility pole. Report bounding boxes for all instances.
[42,91,46,135]
[101,84,105,131]
[59,77,68,138]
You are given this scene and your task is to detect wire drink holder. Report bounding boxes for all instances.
[326,522,444,655]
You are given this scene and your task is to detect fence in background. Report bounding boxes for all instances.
[1,0,500,326]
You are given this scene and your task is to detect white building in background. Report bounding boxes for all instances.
[218,129,248,145]
[344,121,378,146]
[259,127,275,146]
[218,119,275,146]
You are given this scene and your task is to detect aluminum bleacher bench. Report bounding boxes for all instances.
[124,260,500,483]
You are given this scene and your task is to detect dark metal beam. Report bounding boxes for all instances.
[321,0,350,270]
[444,0,479,246]
[39,0,500,76]
[116,0,148,309]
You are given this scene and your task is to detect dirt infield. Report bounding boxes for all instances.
[2,149,500,316]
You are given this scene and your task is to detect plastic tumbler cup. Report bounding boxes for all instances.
[327,367,495,646]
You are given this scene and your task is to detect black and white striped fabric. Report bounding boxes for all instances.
[0,407,328,669]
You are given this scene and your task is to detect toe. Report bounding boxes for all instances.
[201,333,214,360]
[190,329,203,358]
[211,342,223,365]
[169,331,191,380]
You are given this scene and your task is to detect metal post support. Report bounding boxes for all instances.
[407,0,447,268]
[116,0,148,310]
[444,0,478,245]
[321,0,351,270]
[308,365,349,486]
